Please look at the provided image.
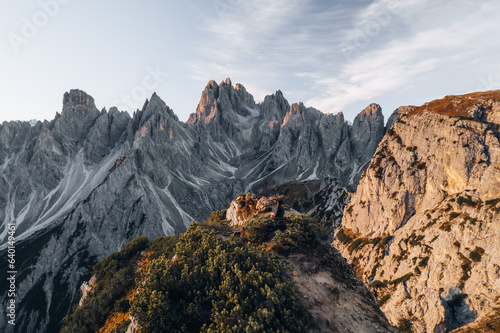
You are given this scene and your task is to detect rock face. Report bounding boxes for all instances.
[289,248,398,333]
[334,91,500,332]
[0,80,384,333]
[261,177,350,227]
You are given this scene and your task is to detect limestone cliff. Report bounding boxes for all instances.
[334,91,500,332]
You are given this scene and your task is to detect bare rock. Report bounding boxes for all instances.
[335,91,500,332]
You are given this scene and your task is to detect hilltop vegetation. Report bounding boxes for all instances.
[132,223,310,332]
[61,212,325,333]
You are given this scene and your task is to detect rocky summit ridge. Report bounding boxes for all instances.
[0,79,385,333]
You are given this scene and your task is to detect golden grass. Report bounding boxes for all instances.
[410,90,500,118]
[97,312,130,333]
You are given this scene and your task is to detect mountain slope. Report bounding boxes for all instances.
[63,200,397,333]
[334,91,500,332]
[0,80,384,333]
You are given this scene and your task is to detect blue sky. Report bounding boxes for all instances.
[1,0,500,123]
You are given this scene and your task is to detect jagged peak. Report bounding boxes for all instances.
[189,78,257,125]
[62,89,98,113]
[290,102,306,114]
[359,103,382,117]
[142,92,177,120]
[141,98,149,112]
[148,92,165,107]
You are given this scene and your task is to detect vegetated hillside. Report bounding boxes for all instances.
[0,79,385,333]
[63,195,397,333]
[334,91,500,332]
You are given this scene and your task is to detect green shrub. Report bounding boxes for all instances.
[202,209,231,232]
[336,228,353,245]
[469,246,485,262]
[459,255,472,285]
[418,256,430,267]
[409,234,424,247]
[61,236,149,333]
[486,198,500,205]
[93,235,148,281]
[348,238,366,253]
[389,273,413,285]
[120,235,149,259]
[416,162,426,170]
[439,222,452,232]
[110,320,131,333]
[131,224,310,333]
[207,209,229,225]
[271,214,328,255]
[113,298,130,313]
[244,214,274,243]
[457,195,476,207]
[377,295,391,307]
[378,235,394,250]
[397,318,413,333]
[370,280,387,288]
[147,235,179,261]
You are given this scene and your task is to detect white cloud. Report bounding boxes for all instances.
[306,1,500,116]
[189,0,500,120]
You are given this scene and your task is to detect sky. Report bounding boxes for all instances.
[1,0,500,123]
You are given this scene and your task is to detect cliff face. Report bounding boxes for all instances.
[334,91,500,332]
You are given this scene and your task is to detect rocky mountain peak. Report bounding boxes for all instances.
[261,90,289,119]
[142,92,178,121]
[359,103,382,118]
[62,89,98,114]
[350,103,385,166]
[187,80,221,124]
[234,83,255,107]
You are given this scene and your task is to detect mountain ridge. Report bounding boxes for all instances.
[0,79,385,333]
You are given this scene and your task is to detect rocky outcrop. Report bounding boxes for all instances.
[334,91,500,332]
[0,80,385,333]
[226,194,284,226]
[78,276,96,307]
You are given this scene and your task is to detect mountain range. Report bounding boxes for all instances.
[1,79,498,333]
[0,78,386,333]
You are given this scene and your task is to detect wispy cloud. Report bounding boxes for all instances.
[190,0,500,118]
[190,1,356,104]
[306,1,500,115]
[201,0,308,62]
